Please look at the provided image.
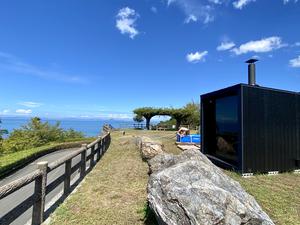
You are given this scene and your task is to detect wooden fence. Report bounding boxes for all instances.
[0,132,111,225]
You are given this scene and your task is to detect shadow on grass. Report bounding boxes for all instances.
[143,202,158,225]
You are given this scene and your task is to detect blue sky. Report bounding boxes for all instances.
[0,0,299,119]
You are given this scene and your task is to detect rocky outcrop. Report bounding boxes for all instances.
[147,149,274,225]
[136,136,164,161]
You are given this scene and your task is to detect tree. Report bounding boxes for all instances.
[133,107,194,130]
[170,109,191,130]
[182,101,200,128]
[133,114,144,123]
[133,102,200,131]
[133,107,159,130]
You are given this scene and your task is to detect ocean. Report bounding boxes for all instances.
[0,117,135,137]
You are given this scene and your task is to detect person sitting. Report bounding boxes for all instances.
[177,127,190,137]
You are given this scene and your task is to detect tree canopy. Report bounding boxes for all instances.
[181,101,200,127]
[133,103,200,130]
[133,114,144,123]
[133,107,160,130]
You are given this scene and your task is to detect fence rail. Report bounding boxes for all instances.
[0,131,111,225]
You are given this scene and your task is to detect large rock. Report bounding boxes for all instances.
[136,136,164,161]
[147,150,274,225]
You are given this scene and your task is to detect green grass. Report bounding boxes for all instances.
[50,130,180,225]
[50,130,299,225]
[226,171,300,225]
[50,131,149,225]
[0,137,94,178]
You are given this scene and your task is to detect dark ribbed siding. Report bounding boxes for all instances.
[242,86,299,173]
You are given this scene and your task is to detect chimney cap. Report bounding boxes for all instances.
[245,58,259,64]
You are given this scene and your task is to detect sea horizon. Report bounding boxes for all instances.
[0,116,135,137]
[0,116,166,137]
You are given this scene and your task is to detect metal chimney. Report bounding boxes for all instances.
[245,59,258,86]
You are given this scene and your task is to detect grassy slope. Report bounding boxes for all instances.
[50,131,179,225]
[50,130,299,225]
[0,137,94,177]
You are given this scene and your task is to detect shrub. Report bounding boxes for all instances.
[62,128,85,140]
[2,117,85,152]
[0,119,8,154]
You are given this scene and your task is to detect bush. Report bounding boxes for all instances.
[2,117,85,153]
[0,119,8,154]
[157,118,177,129]
[62,128,85,140]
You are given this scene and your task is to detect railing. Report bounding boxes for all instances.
[133,123,146,129]
[0,132,111,225]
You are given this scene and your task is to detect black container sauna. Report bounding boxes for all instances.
[201,60,300,174]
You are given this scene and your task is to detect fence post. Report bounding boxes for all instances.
[80,144,87,179]
[100,138,103,156]
[97,136,102,161]
[64,159,72,195]
[32,161,48,225]
[103,137,106,153]
[90,145,95,168]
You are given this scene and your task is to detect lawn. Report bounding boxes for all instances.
[0,137,94,178]
[50,130,179,225]
[50,130,300,225]
[226,171,300,225]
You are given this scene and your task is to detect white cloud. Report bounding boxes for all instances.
[294,42,300,46]
[0,109,10,115]
[185,14,198,23]
[233,0,256,9]
[79,115,90,118]
[166,0,215,24]
[109,113,132,119]
[19,101,43,108]
[151,6,158,13]
[289,56,300,68]
[167,0,176,5]
[0,52,88,84]
[283,0,299,4]
[231,37,285,55]
[116,7,139,39]
[217,41,236,51]
[208,0,222,4]
[16,109,32,114]
[99,113,133,120]
[186,51,208,63]
[166,0,298,22]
